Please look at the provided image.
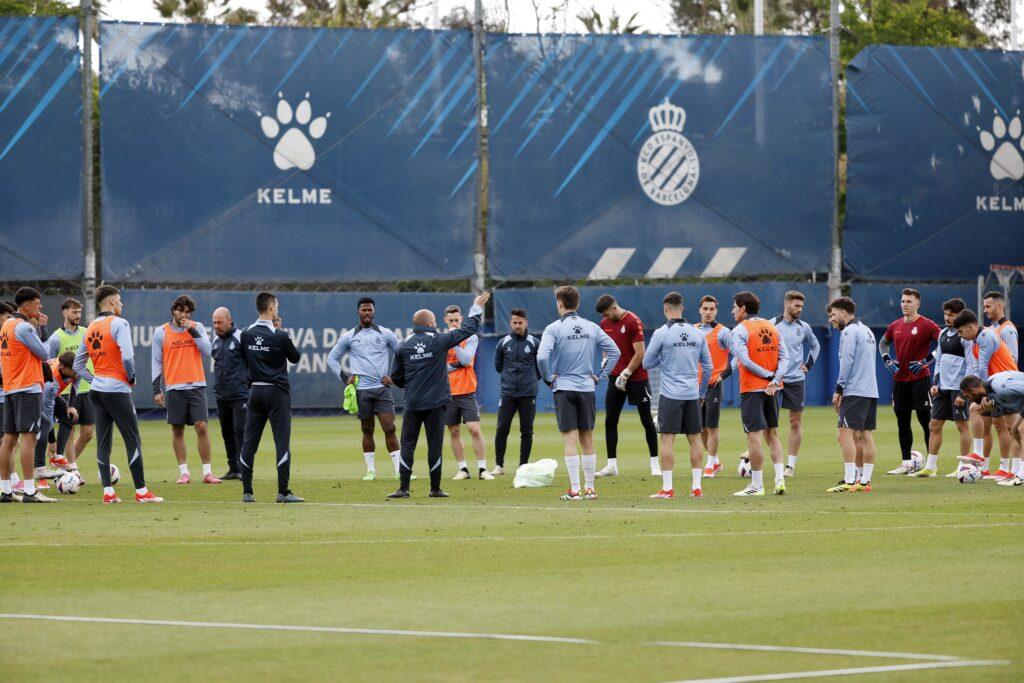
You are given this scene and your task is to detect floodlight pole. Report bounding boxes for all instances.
[81,0,96,322]
[471,0,488,297]
[1012,0,1020,50]
[827,0,842,301]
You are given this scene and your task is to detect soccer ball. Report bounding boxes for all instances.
[738,456,752,478]
[56,471,82,494]
[98,463,120,485]
[909,451,924,472]
[957,464,981,483]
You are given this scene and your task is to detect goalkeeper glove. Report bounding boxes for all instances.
[907,359,928,374]
[614,368,632,391]
[882,354,900,375]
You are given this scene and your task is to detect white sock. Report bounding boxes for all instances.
[363,452,375,471]
[972,438,983,454]
[0,480,9,495]
[925,454,938,470]
[856,466,863,480]
[24,479,35,495]
[862,464,874,483]
[1012,458,1023,477]
[983,457,990,469]
[787,454,797,468]
[650,456,659,470]
[773,462,785,482]
[582,454,596,489]
[998,458,1009,473]
[662,470,673,491]
[202,463,212,476]
[708,454,719,466]
[902,459,911,467]
[10,472,18,485]
[458,462,469,472]
[477,459,487,471]
[751,470,763,490]
[844,462,856,484]
[691,468,701,491]
[104,486,115,495]
[178,464,189,476]
[390,451,401,475]
[136,487,148,495]
[565,455,580,492]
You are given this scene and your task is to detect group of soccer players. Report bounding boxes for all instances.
[0,282,1021,503]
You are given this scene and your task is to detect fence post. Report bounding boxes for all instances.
[81,0,96,322]
[828,0,842,302]
[471,0,488,297]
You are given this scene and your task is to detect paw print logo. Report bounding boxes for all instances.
[87,331,103,350]
[415,343,426,354]
[679,331,689,342]
[573,325,583,335]
[760,331,773,345]
[978,112,1024,181]
[0,332,7,350]
[259,92,330,171]
[254,336,264,346]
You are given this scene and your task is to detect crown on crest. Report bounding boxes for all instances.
[649,98,686,133]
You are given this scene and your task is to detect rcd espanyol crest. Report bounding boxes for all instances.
[637,98,699,206]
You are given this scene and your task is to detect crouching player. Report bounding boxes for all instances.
[643,292,712,499]
[959,372,1024,486]
[827,297,878,493]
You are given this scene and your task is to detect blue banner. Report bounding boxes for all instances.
[485,34,833,280]
[0,16,82,280]
[116,289,475,410]
[846,46,1024,280]
[99,23,476,284]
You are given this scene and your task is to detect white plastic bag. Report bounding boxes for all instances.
[513,458,559,488]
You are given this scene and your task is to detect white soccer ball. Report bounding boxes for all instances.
[98,463,120,485]
[56,471,82,494]
[957,464,981,484]
[909,451,924,472]
[738,456,752,478]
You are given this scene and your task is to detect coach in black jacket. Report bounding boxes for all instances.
[387,291,490,499]
[493,307,541,472]
[237,292,303,504]
[211,307,248,480]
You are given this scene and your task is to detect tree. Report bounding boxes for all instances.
[264,0,418,28]
[153,0,257,25]
[439,5,508,32]
[576,6,643,34]
[0,0,76,15]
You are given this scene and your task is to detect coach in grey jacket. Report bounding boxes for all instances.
[388,291,491,499]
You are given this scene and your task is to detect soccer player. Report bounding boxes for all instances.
[237,292,303,503]
[73,285,161,503]
[878,288,940,474]
[730,291,790,496]
[387,291,490,499]
[152,295,219,485]
[593,295,658,478]
[695,296,732,477]
[45,297,94,472]
[537,286,620,500]
[960,372,1023,486]
[825,297,878,493]
[769,290,820,477]
[954,309,1018,480]
[442,304,493,480]
[917,298,971,478]
[493,307,540,475]
[979,291,1019,478]
[327,298,402,481]
[211,307,247,480]
[643,292,712,499]
[0,288,55,503]
[33,356,78,487]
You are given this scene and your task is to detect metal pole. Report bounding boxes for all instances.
[754,0,764,34]
[471,0,488,297]
[754,0,764,146]
[827,0,842,301]
[1012,0,1020,50]
[81,0,96,322]
[977,274,985,316]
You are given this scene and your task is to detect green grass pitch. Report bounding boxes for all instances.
[1,406,1021,682]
